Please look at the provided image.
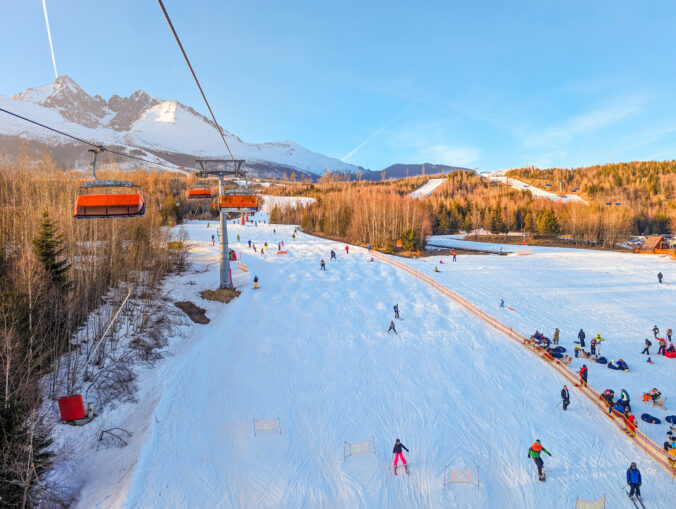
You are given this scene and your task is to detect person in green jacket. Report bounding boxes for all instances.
[553,328,560,345]
[528,439,551,479]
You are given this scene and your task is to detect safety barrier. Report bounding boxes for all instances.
[372,251,676,476]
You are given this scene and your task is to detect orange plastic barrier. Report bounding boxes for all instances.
[74,193,145,218]
[372,251,676,476]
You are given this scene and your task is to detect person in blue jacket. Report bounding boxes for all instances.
[626,462,642,499]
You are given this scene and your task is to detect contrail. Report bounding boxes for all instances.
[341,100,418,162]
[41,0,58,79]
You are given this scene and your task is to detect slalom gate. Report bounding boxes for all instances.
[371,251,676,477]
[574,494,606,508]
[344,436,376,461]
[442,465,480,489]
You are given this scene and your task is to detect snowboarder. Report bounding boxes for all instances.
[320,259,326,270]
[392,439,409,475]
[345,245,349,254]
[658,272,663,284]
[527,439,551,480]
[394,304,400,319]
[452,251,457,262]
[578,329,586,348]
[211,234,215,246]
[253,275,259,289]
[652,325,659,338]
[578,364,588,385]
[330,250,336,260]
[500,299,504,308]
[553,328,560,345]
[387,321,397,335]
[642,338,652,355]
[561,385,570,411]
[626,462,642,500]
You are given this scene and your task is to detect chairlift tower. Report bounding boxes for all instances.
[195,159,246,289]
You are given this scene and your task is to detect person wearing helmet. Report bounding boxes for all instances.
[626,462,642,500]
[528,439,551,480]
[392,439,409,475]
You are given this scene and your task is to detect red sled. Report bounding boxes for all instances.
[277,251,288,255]
[665,351,676,358]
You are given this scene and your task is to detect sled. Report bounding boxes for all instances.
[665,351,676,358]
[277,251,288,254]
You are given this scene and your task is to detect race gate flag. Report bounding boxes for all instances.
[253,417,282,436]
[442,465,480,489]
[344,436,376,461]
[574,495,606,509]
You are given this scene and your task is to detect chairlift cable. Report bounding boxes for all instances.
[156,0,237,164]
[0,106,185,171]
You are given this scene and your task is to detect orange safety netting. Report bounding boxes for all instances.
[372,251,676,477]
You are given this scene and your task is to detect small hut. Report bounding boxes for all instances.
[636,235,671,254]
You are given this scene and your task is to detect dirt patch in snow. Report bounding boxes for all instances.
[174,301,210,324]
[199,288,241,303]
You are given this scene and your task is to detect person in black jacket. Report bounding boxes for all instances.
[561,385,570,411]
[387,321,398,335]
[578,329,586,348]
[393,439,409,474]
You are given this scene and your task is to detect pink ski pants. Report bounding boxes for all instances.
[393,452,407,465]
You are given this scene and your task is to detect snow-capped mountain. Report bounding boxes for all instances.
[0,76,363,177]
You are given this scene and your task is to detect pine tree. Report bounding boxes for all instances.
[33,211,70,290]
[401,228,417,251]
[536,209,559,235]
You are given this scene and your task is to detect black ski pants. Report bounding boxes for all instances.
[533,457,544,476]
[562,398,570,411]
[628,482,641,498]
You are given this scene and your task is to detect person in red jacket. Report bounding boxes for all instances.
[345,245,349,254]
[578,365,588,385]
[392,439,409,475]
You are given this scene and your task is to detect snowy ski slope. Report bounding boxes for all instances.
[409,178,445,198]
[484,174,588,204]
[47,221,675,508]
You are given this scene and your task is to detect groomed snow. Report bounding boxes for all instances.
[409,178,445,198]
[48,219,676,508]
[260,195,316,214]
[485,174,588,205]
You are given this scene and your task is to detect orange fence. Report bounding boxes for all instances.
[372,251,676,476]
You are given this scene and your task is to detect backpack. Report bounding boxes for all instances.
[646,340,652,347]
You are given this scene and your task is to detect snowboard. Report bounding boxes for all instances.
[538,466,546,481]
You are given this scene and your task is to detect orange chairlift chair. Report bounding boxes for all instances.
[187,185,212,199]
[73,148,146,219]
[217,188,258,213]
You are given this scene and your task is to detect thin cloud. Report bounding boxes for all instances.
[341,100,418,161]
[523,101,642,149]
[41,0,58,79]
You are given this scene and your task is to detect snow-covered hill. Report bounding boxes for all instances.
[0,76,362,177]
[48,220,676,508]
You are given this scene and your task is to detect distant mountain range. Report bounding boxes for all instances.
[0,76,470,180]
[358,163,472,181]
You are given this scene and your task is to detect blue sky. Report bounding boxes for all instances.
[1,0,676,171]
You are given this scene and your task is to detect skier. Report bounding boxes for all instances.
[590,336,597,355]
[452,251,457,262]
[278,242,282,251]
[434,266,439,272]
[668,327,673,341]
[292,234,296,241]
[273,229,276,234]
[320,259,326,271]
[553,328,560,345]
[561,385,570,411]
[345,245,349,254]
[387,321,397,335]
[578,364,588,386]
[253,275,259,289]
[330,250,336,260]
[260,247,264,256]
[368,243,372,251]
[392,439,409,475]
[264,242,268,249]
[527,439,551,480]
[248,240,252,248]
[642,338,652,355]
[578,329,586,348]
[211,234,215,246]
[500,299,504,308]
[626,462,642,500]
[658,272,663,284]
[237,234,240,241]
[652,325,659,338]
[394,304,400,319]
